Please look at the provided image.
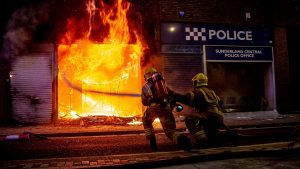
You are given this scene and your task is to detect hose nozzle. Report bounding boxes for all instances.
[176,104,184,112]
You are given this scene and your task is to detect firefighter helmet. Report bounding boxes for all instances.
[192,73,208,87]
[144,67,157,81]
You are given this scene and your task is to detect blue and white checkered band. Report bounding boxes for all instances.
[185,27,207,41]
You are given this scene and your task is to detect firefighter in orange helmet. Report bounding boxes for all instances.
[141,67,191,151]
[170,73,224,147]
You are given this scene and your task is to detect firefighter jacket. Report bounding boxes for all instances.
[173,86,224,119]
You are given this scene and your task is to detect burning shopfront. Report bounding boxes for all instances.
[56,0,144,123]
[8,0,148,124]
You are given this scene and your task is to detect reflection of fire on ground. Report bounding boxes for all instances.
[57,0,146,125]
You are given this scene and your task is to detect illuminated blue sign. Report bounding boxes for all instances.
[161,22,273,46]
[205,46,273,61]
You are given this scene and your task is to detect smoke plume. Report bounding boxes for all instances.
[1,1,53,60]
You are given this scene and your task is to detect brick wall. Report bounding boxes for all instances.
[273,27,290,113]
[159,0,300,25]
[159,0,266,24]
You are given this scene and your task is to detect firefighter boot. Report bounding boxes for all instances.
[149,136,158,150]
[177,135,192,151]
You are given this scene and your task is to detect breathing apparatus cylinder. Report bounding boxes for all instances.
[151,72,169,105]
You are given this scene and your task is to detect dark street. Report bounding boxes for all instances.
[0,127,299,168]
[0,124,298,161]
[0,133,177,160]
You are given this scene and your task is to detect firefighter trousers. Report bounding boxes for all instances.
[185,112,223,143]
[142,107,184,145]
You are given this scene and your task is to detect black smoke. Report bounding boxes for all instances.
[0,0,57,60]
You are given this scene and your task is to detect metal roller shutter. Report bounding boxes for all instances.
[10,44,53,124]
[163,54,202,94]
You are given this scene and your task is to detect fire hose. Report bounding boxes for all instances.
[63,74,141,97]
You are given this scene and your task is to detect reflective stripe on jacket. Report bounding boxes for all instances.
[141,83,153,106]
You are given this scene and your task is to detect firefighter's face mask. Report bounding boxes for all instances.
[193,80,198,87]
[144,67,157,81]
[144,72,153,81]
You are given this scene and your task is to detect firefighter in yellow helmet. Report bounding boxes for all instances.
[141,67,191,151]
[170,73,224,147]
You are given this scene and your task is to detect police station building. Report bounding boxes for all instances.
[153,0,300,114]
[161,23,274,113]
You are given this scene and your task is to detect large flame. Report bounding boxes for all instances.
[58,0,144,119]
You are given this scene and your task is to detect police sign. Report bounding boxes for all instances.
[161,22,273,46]
[185,27,253,41]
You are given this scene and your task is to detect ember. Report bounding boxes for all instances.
[80,116,141,126]
[57,0,145,122]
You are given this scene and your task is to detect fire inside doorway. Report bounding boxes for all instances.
[57,0,145,124]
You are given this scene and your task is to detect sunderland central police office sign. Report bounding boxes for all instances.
[205,46,273,62]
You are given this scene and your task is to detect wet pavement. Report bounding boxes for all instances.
[1,111,299,137]
[0,111,300,168]
[153,153,300,169]
[0,141,299,168]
